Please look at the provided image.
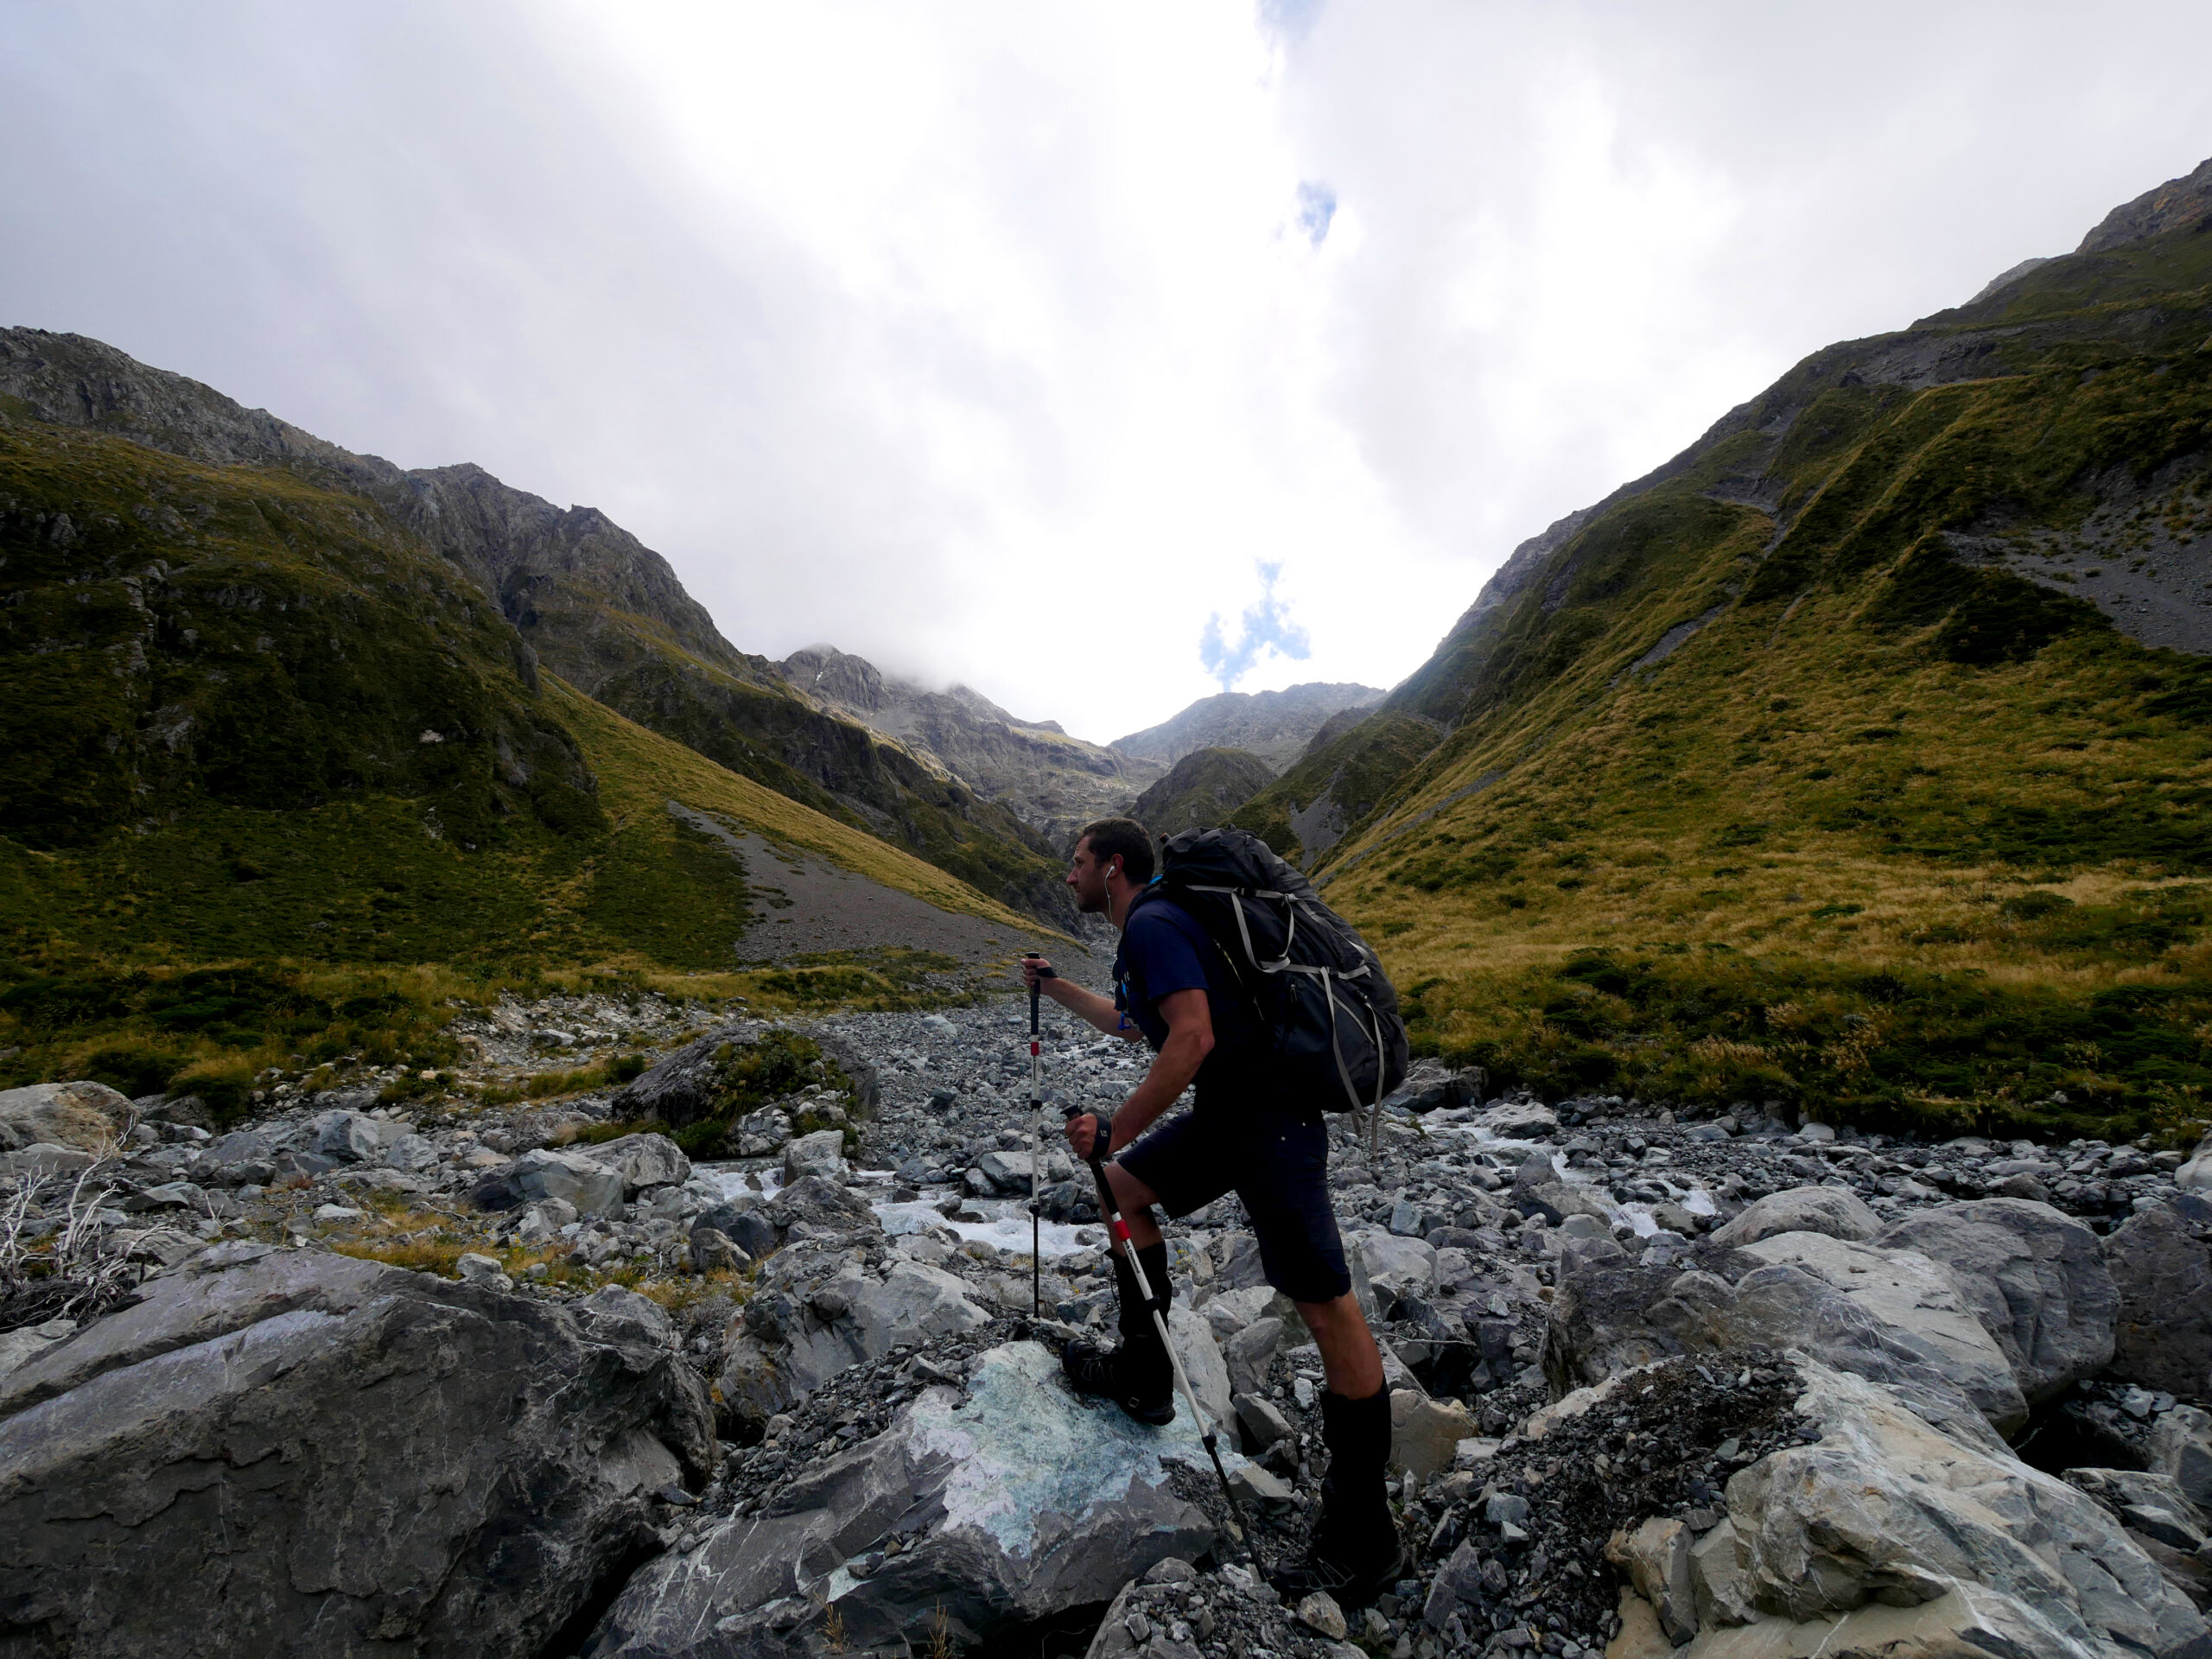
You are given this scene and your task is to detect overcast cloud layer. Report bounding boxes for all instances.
[4,2,2210,740]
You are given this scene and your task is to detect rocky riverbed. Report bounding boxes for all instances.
[2,988,2210,1659]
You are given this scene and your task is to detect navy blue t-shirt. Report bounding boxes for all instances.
[1113,893,1254,1092]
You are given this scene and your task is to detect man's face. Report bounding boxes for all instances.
[1066,836,1112,914]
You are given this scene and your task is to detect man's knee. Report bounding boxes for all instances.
[1106,1162,1160,1212]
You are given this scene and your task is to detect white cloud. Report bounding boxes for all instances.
[3,1,2211,741]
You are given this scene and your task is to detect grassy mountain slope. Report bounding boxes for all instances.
[1128,747,1278,839]
[1236,174,2212,1142]
[0,328,1076,928]
[0,414,1052,1106]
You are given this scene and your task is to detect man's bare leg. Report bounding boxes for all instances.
[1294,1294,1386,1400]
[1103,1160,1163,1249]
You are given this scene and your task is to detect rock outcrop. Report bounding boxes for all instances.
[0,1244,715,1659]
[592,1340,1222,1656]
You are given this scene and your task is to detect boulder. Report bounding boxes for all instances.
[1350,1229,1437,1311]
[1732,1231,2026,1434]
[1608,1518,1697,1644]
[2152,1407,2212,1510]
[1512,1151,1612,1227]
[2104,1205,2212,1398]
[585,1131,691,1196]
[609,1022,743,1126]
[0,1244,714,1659]
[763,1173,875,1238]
[1480,1102,1559,1137]
[313,1109,404,1163]
[783,1128,849,1185]
[2177,1133,2212,1193]
[717,1245,989,1429]
[207,1129,275,1166]
[1708,1187,1880,1249]
[1712,1359,2206,1659]
[0,1143,98,1179]
[2061,1467,2210,1554]
[692,1198,780,1262]
[1390,1389,1477,1478]
[593,1341,1221,1656]
[1544,1258,2013,1451]
[511,1147,626,1217]
[0,1081,126,1153]
[1878,1198,2119,1407]
[381,1132,440,1172]
[1223,1315,1284,1397]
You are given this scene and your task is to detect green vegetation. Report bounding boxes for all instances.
[658,1030,859,1160]
[1250,212,2212,1144]
[0,419,1058,1103]
[1128,747,1276,839]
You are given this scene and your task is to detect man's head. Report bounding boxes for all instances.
[1068,817,1154,916]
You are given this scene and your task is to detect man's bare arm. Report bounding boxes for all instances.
[1067,988,1213,1159]
[1021,956,1144,1040]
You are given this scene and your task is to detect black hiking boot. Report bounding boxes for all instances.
[1269,1386,1406,1608]
[1059,1336,1175,1425]
[1063,1240,1176,1425]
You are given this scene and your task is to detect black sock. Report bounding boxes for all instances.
[1318,1387,1395,1530]
[1113,1240,1173,1349]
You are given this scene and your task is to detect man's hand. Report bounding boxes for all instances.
[1064,1111,1101,1160]
[1020,954,1055,991]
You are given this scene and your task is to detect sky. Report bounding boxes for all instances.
[4,2,2211,742]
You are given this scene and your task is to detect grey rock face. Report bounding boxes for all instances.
[0,1246,715,1659]
[1110,682,1385,773]
[1721,1361,2206,1659]
[1544,1255,2012,1450]
[2104,1205,2212,1399]
[1878,1198,2119,1407]
[511,1147,626,1217]
[1707,1185,1880,1249]
[783,1128,849,1185]
[0,1080,127,1153]
[2178,1132,2212,1193]
[613,1024,741,1127]
[1732,1231,2026,1434]
[593,1341,1220,1656]
[587,1130,691,1196]
[717,1237,990,1430]
[2152,1407,2212,1510]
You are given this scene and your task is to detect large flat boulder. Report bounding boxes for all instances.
[1878,1198,2118,1407]
[1733,1231,2026,1434]
[0,1081,127,1153]
[1714,1361,2206,1659]
[590,1341,1220,1656]
[2103,1205,2212,1400]
[0,1245,715,1659]
[1544,1256,2012,1451]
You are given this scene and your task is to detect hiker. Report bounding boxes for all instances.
[1021,816,1405,1605]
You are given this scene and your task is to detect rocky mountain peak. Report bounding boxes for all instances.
[1109,681,1387,772]
[2076,154,2212,256]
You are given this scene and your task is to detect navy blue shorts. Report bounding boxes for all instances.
[1116,1099,1351,1305]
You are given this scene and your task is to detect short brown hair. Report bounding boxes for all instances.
[1076,817,1154,885]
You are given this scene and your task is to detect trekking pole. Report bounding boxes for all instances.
[1026,958,1052,1316]
[1064,1103,1249,1548]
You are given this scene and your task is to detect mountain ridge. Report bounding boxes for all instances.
[0,328,1077,927]
[1110,680,1384,772]
[1225,151,2212,1140]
